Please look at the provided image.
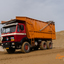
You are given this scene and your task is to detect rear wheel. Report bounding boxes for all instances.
[6,48,15,54]
[21,42,30,53]
[47,41,52,49]
[40,41,47,50]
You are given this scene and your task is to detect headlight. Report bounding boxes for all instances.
[1,36,3,41]
[12,43,15,45]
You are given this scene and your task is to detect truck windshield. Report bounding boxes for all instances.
[1,25,16,33]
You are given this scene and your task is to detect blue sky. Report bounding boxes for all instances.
[0,0,64,33]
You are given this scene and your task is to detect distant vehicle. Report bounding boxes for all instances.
[0,16,56,53]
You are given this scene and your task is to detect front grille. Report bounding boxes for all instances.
[3,36,14,41]
[3,42,11,48]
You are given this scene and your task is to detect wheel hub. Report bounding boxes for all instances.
[43,44,46,48]
[25,45,28,50]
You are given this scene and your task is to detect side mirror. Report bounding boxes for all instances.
[20,25,24,30]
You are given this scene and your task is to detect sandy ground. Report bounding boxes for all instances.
[0,48,64,64]
[0,31,64,64]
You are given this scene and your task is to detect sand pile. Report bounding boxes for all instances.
[53,31,64,48]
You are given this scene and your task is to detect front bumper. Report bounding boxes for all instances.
[0,42,22,49]
[0,42,15,48]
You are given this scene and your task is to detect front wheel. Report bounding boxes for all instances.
[6,48,15,54]
[21,42,30,53]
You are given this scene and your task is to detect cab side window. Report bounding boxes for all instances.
[20,25,24,30]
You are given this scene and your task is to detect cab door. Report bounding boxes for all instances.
[17,23,26,42]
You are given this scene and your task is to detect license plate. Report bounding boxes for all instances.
[6,48,9,49]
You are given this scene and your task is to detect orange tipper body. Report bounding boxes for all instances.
[16,16,56,40]
[1,16,56,40]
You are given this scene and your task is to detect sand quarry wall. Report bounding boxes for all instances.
[0,31,64,51]
[53,31,64,48]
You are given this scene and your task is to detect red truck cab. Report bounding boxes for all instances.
[1,20,29,53]
[1,23,26,42]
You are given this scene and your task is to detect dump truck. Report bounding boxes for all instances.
[0,16,56,53]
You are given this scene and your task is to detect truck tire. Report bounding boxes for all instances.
[21,42,30,53]
[40,41,47,50]
[6,48,15,54]
[47,41,52,49]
